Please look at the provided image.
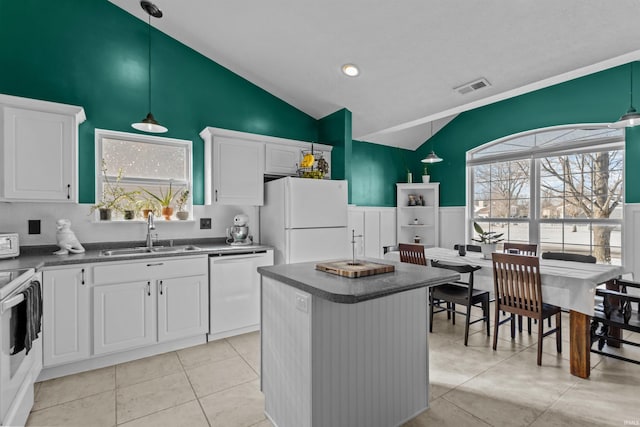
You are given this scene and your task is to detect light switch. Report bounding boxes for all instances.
[295,293,309,313]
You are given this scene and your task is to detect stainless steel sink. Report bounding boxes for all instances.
[100,245,201,257]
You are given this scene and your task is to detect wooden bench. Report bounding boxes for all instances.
[591,278,640,365]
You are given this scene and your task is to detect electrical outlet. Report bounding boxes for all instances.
[295,293,309,313]
[200,218,212,229]
[28,219,41,234]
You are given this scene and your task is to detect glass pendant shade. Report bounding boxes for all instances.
[609,106,640,128]
[421,151,443,163]
[132,1,167,134]
[132,112,168,133]
[610,62,640,128]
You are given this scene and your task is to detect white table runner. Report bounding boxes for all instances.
[385,247,626,314]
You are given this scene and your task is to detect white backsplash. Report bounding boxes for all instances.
[0,202,259,246]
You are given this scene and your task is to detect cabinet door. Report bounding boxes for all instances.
[93,281,156,355]
[42,267,90,367]
[2,107,75,201]
[265,143,300,176]
[213,136,264,205]
[210,252,273,338]
[157,274,208,342]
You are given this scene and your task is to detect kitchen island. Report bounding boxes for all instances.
[257,259,459,427]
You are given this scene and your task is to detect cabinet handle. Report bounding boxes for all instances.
[146,281,151,296]
[67,184,71,199]
[81,268,85,285]
[146,262,164,267]
[215,189,218,202]
[159,280,163,295]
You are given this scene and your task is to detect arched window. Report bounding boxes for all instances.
[467,125,624,264]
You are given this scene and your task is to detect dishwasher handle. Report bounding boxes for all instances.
[209,251,267,260]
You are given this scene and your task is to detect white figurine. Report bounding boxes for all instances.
[54,219,85,255]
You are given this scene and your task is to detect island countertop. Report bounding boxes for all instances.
[257,258,459,304]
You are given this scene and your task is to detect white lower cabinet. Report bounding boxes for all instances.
[209,250,274,339]
[42,266,90,367]
[93,280,156,355]
[158,275,209,342]
[91,255,209,356]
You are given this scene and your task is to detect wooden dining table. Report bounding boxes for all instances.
[385,247,627,378]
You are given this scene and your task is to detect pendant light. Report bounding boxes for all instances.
[421,121,443,163]
[132,1,168,133]
[609,62,640,129]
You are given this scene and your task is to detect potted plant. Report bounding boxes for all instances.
[137,197,159,220]
[175,189,190,220]
[90,160,131,220]
[422,165,430,183]
[121,192,140,220]
[142,183,177,220]
[471,222,504,259]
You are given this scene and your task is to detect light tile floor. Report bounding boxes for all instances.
[27,309,640,426]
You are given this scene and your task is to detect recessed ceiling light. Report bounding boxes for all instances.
[341,64,359,77]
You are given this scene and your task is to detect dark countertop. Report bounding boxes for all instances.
[258,258,459,304]
[0,238,273,271]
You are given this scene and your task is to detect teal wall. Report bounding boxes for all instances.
[414,64,640,205]
[351,141,412,206]
[0,0,317,204]
[318,109,353,201]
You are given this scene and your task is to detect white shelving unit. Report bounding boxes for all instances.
[396,183,439,247]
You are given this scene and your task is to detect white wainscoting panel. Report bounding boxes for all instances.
[439,206,466,250]
[348,206,396,258]
[624,203,640,280]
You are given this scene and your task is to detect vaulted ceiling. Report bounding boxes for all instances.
[110,0,640,149]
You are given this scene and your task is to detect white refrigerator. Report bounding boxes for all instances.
[260,177,349,264]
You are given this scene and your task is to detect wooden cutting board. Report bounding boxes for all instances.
[315,260,395,278]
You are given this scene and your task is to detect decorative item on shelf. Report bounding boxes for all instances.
[407,171,413,183]
[131,0,168,134]
[610,62,640,128]
[297,143,328,179]
[413,218,419,225]
[422,165,430,183]
[418,195,424,206]
[121,192,140,220]
[142,182,177,220]
[414,235,421,244]
[471,222,504,259]
[90,160,136,220]
[175,189,190,220]
[53,219,85,255]
[408,194,416,206]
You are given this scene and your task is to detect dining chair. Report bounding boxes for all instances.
[503,242,538,256]
[503,242,539,333]
[398,243,427,265]
[491,252,562,365]
[541,251,596,263]
[591,278,640,365]
[429,260,489,346]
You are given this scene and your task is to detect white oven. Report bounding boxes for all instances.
[0,268,42,426]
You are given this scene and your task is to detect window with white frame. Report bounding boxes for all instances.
[467,125,624,264]
[95,129,192,220]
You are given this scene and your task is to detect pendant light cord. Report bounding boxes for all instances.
[631,62,634,109]
[148,14,152,113]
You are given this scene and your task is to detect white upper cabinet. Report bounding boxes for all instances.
[201,127,332,206]
[0,94,85,202]
[265,143,300,176]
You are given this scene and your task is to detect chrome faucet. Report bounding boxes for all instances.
[146,213,156,248]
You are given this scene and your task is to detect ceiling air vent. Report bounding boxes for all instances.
[454,78,491,95]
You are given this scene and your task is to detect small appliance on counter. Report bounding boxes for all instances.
[226,214,253,246]
[0,233,19,259]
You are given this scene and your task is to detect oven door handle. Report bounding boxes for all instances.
[1,293,25,314]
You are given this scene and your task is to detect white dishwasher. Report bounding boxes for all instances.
[208,250,274,340]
